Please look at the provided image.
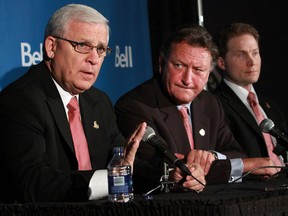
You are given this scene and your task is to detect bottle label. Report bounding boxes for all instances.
[108,175,133,194]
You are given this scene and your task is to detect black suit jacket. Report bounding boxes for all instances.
[214,81,288,158]
[115,77,246,192]
[0,61,125,202]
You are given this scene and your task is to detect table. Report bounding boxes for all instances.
[0,175,288,216]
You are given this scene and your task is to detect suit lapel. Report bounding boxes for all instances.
[47,97,74,150]
[191,96,210,149]
[259,95,272,117]
[219,82,263,136]
[38,62,74,152]
[154,79,191,153]
[78,92,99,159]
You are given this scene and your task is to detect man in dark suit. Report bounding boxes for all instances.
[0,4,150,203]
[115,25,281,193]
[213,23,288,165]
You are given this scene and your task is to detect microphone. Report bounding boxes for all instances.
[260,118,288,144]
[142,126,192,176]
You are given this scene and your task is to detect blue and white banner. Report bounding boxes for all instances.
[0,0,152,103]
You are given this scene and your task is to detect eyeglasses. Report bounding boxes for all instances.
[53,36,112,57]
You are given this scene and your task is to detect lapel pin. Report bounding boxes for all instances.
[93,121,99,129]
[266,102,271,109]
[199,129,205,136]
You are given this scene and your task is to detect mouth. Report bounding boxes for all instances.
[247,69,259,73]
[176,85,194,90]
[80,71,95,80]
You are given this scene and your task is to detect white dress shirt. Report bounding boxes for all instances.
[177,102,243,182]
[53,78,108,200]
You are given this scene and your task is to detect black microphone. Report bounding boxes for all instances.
[260,118,288,144]
[142,126,192,176]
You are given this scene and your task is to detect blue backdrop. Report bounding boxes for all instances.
[0,0,152,103]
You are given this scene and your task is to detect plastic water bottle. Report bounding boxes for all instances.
[107,147,133,203]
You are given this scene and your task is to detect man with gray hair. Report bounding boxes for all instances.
[0,4,149,202]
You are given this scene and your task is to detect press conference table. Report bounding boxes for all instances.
[1,175,288,216]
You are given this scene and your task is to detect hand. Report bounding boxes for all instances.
[124,122,147,173]
[186,150,216,175]
[243,157,282,176]
[169,154,206,192]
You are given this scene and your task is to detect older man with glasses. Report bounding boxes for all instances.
[0,4,149,203]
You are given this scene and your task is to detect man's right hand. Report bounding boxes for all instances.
[169,154,206,192]
[242,157,283,176]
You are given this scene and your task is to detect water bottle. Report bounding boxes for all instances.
[107,147,133,203]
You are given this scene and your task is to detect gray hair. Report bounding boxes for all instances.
[43,4,110,59]
[44,4,110,39]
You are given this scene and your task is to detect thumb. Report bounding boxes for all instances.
[175,153,185,160]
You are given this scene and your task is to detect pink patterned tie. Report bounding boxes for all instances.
[247,92,282,166]
[179,106,194,149]
[67,96,92,170]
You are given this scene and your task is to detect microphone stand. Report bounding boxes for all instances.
[273,139,288,164]
[272,140,288,178]
[143,162,174,197]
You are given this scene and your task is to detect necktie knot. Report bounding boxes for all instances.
[247,91,257,107]
[67,97,79,112]
[179,106,189,120]
[67,97,80,120]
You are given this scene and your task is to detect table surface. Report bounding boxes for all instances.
[1,174,288,216]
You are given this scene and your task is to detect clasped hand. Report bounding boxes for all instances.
[168,149,217,192]
[123,126,215,193]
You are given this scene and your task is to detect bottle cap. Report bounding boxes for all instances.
[113,147,124,154]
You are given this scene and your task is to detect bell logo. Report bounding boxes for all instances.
[21,43,43,67]
[115,45,133,68]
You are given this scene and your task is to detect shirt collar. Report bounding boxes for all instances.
[224,79,257,104]
[177,102,192,115]
[52,78,79,107]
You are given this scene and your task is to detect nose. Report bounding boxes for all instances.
[246,54,255,66]
[86,48,101,65]
[181,69,193,85]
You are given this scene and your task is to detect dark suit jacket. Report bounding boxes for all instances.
[115,77,246,192]
[0,61,125,202]
[213,81,288,159]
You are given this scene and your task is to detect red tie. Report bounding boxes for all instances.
[179,106,194,149]
[247,92,282,166]
[67,96,92,170]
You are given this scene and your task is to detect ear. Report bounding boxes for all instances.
[217,57,226,70]
[158,54,165,75]
[45,36,57,59]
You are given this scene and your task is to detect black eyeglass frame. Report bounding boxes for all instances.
[53,36,112,57]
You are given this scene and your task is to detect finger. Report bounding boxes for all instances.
[183,179,206,191]
[169,168,183,183]
[189,164,204,179]
[203,153,213,175]
[126,122,146,144]
[175,153,185,160]
[186,150,197,164]
[125,122,146,165]
[191,150,206,165]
